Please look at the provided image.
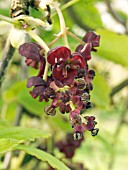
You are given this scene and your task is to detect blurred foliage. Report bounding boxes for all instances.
[0,0,128,170]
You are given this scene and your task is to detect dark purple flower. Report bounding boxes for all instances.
[76,43,92,60]
[71,96,86,110]
[76,31,100,60]
[85,69,95,83]
[27,76,55,102]
[47,46,86,87]
[85,116,96,131]
[83,31,100,48]
[69,109,82,127]
[59,103,72,114]
[19,43,45,76]
[74,123,86,140]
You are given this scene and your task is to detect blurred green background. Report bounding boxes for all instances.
[0,0,128,170]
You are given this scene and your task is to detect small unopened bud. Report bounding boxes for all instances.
[81,92,90,101]
[88,70,95,76]
[65,104,71,113]
[77,78,86,90]
[44,105,56,116]
[91,128,99,136]
[86,102,93,110]
[84,82,93,93]
[59,104,66,114]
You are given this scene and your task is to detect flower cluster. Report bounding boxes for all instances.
[19,31,100,140]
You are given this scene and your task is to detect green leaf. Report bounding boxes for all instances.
[0,138,22,154]
[96,29,128,67]
[3,81,26,103]
[0,127,51,141]
[91,71,111,108]
[14,145,71,170]
[72,1,103,29]
[3,81,47,115]
[17,90,49,116]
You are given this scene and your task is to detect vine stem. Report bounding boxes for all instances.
[0,37,15,89]
[52,2,69,48]
[27,30,50,81]
[104,0,125,26]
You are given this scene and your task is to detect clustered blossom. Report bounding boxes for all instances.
[19,31,100,140]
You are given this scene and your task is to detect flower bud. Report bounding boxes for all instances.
[44,105,56,116]
[91,128,99,136]
[81,92,90,101]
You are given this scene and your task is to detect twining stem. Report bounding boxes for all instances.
[0,37,15,89]
[110,78,128,97]
[104,0,125,26]
[52,2,69,48]
[27,30,50,81]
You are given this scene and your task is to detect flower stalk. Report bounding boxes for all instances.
[27,30,50,81]
[52,2,69,48]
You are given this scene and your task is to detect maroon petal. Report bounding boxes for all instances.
[63,74,75,86]
[25,58,38,69]
[26,76,46,88]
[37,57,46,77]
[52,66,65,81]
[76,43,92,60]
[62,69,77,86]
[47,46,71,65]
[19,43,42,62]
[71,53,86,68]
[83,31,100,47]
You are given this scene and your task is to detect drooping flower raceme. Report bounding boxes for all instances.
[19,31,100,140]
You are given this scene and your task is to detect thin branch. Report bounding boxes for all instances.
[110,78,128,97]
[0,38,15,89]
[104,0,126,26]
